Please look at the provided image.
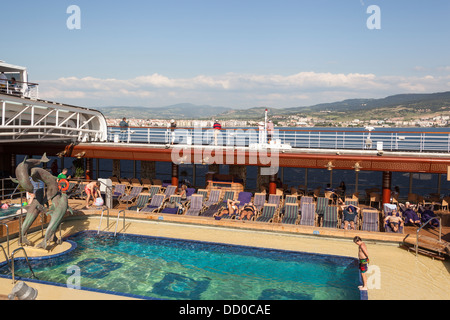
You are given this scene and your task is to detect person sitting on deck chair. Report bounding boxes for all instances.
[214,199,239,220]
[401,202,421,227]
[384,209,404,233]
[342,204,359,230]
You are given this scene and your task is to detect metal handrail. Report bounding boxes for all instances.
[0,244,11,271]
[97,207,109,234]
[415,217,442,257]
[106,126,450,153]
[10,247,37,284]
[114,210,126,237]
[0,222,10,256]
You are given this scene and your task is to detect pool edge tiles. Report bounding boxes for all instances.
[0,230,368,301]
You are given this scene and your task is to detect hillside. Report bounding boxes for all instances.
[98,91,450,121]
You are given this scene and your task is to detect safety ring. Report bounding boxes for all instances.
[58,179,70,192]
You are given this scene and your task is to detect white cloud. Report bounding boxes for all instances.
[37,71,450,108]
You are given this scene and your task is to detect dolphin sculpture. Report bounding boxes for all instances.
[20,167,59,246]
[21,199,46,246]
[36,193,72,250]
[10,154,50,193]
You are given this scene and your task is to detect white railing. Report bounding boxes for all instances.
[0,79,39,99]
[106,127,450,153]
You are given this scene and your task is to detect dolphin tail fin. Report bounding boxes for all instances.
[41,153,50,163]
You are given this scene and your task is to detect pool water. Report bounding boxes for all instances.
[0,206,23,218]
[0,231,362,300]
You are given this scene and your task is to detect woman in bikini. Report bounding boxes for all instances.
[238,202,257,220]
[353,236,370,291]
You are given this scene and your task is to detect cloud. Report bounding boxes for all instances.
[37,70,450,108]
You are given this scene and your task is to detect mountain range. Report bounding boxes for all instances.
[97,91,450,120]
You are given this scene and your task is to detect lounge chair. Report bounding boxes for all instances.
[197,189,208,202]
[361,208,379,232]
[203,189,221,208]
[112,184,127,199]
[163,185,177,199]
[300,196,314,207]
[202,191,235,217]
[236,192,253,209]
[119,186,143,204]
[185,195,204,216]
[140,194,165,213]
[315,197,329,217]
[127,193,150,211]
[299,203,317,226]
[70,182,87,199]
[284,195,298,205]
[160,195,182,215]
[321,206,340,228]
[281,204,299,225]
[383,203,404,233]
[148,185,161,199]
[268,194,282,209]
[255,204,277,223]
[253,193,266,212]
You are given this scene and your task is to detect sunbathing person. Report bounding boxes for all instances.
[342,205,359,230]
[384,211,404,233]
[402,203,421,227]
[214,199,239,219]
[238,202,257,220]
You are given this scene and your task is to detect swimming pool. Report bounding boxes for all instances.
[0,230,363,300]
[0,206,22,218]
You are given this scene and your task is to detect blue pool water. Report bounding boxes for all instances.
[0,206,22,218]
[0,231,362,300]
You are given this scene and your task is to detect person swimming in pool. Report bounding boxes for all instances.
[353,236,370,291]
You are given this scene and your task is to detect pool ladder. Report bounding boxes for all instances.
[97,208,126,237]
[0,245,37,284]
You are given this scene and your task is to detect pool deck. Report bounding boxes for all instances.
[1,205,449,300]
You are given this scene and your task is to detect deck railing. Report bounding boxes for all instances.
[106,126,450,153]
[0,79,39,99]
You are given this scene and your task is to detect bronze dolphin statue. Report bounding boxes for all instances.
[36,193,72,250]
[21,167,59,245]
[11,153,50,193]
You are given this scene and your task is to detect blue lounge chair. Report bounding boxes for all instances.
[299,203,316,226]
[160,195,182,214]
[119,186,143,204]
[255,204,277,223]
[281,204,299,225]
[140,194,165,213]
[185,195,204,216]
[321,206,340,228]
[127,193,150,211]
[361,208,379,232]
[253,193,266,212]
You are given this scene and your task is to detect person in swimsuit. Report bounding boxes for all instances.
[384,210,403,232]
[85,181,101,209]
[214,199,239,219]
[238,202,257,220]
[353,236,370,291]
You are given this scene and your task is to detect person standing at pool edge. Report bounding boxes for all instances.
[353,236,369,291]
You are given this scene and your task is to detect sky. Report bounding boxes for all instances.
[2,0,450,109]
